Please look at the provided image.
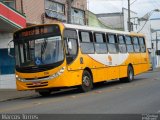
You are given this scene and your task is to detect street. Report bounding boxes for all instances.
[0,69,160,114]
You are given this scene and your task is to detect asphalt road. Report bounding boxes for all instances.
[0,69,160,114]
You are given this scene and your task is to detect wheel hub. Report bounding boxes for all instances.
[83,76,90,87]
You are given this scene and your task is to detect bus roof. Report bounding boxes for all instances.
[14,23,144,37]
[63,23,144,37]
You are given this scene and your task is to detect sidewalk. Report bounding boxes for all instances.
[0,89,37,102]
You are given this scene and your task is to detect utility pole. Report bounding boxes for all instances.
[156,32,158,54]
[67,0,73,24]
[128,0,131,32]
[21,0,24,14]
[156,32,158,67]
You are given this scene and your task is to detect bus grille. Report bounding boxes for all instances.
[25,76,49,80]
[26,82,48,88]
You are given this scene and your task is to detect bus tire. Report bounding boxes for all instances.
[38,90,51,97]
[120,66,134,83]
[80,70,93,92]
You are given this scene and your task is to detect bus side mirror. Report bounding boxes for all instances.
[8,40,14,58]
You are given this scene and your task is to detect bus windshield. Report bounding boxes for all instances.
[15,36,64,67]
[14,25,64,69]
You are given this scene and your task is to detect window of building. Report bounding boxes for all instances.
[45,0,66,21]
[71,8,85,25]
[2,0,15,9]
[79,31,94,54]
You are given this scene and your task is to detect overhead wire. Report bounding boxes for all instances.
[130,0,138,5]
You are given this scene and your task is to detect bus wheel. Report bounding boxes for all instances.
[38,90,51,97]
[120,66,134,82]
[80,70,93,92]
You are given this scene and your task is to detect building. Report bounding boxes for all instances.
[150,19,160,68]
[86,10,110,29]
[16,0,87,26]
[96,8,138,32]
[0,0,26,88]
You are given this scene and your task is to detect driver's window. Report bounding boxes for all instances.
[67,38,77,55]
[64,29,78,64]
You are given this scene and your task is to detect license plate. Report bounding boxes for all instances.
[32,82,41,86]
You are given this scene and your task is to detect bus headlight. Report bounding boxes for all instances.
[49,67,65,79]
[16,75,25,82]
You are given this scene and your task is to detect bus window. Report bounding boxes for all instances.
[79,31,94,54]
[94,33,108,54]
[139,37,146,53]
[107,34,118,53]
[125,36,134,53]
[80,31,92,42]
[64,29,78,64]
[119,35,125,44]
[95,33,105,43]
[64,29,77,39]
[118,35,127,53]
[133,37,140,52]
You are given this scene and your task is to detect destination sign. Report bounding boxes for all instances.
[21,27,48,37]
[14,25,60,39]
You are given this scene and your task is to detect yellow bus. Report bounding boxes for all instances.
[8,23,150,96]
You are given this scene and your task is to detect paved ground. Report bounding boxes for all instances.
[0,89,37,102]
[0,68,160,114]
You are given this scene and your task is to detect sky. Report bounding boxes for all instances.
[88,0,160,19]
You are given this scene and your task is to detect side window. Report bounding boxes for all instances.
[125,36,134,53]
[95,33,104,43]
[107,34,118,53]
[67,39,78,55]
[94,33,108,54]
[79,31,94,54]
[80,31,93,42]
[118,35,127,53]
[64,29,78,64]
[133,37,140,52]
[139,37,146,53]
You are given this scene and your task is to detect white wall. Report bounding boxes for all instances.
[0,33,13,49]
[137,21,152,48]
[150,19,160,68]
[0,75,16,89]
[97,14,124,30]
[123,8,138,32]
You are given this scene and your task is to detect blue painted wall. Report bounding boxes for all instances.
[0,48,15,74]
